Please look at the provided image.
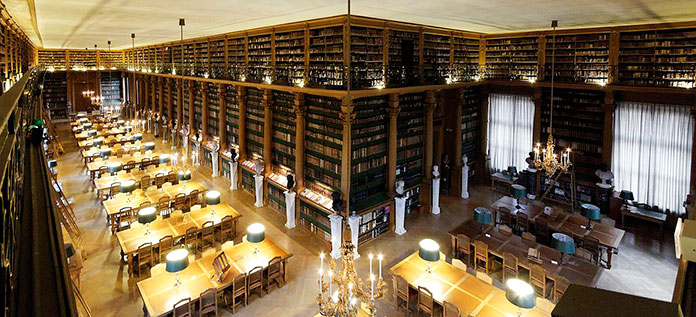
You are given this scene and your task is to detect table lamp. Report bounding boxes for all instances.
[83,122,93,129]
[65,242,75,265]
[165,248,189,287]
[506,279,536,317]
[132,133,143,141]
[124,125,133,133]
[107,162,122,174]
[474,207,492,234]
[159,154,171,164]
[120,180,136,202]
[418,238,440,273]
[87,129,97,137]
[117,119,125,126]
[178,170,192,181]
[93,138,104,147]
[138,206,157,235]
[144,142,155,151]
[99,148,112,158]
[552,233,575,266]
[581,203,601,230]
[48,160,57,168]
[619,190,634,209]
[205,190,221,216]
[511,184,526,210]
[247,223,265,254]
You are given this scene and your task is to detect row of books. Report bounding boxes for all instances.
[351,156,387,174]
[306,154,341,174]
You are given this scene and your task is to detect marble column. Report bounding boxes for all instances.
[348,215,361,259]
[229,159,239,190]
[254,174,264,207]
[394,195,407,235]
[432,166,441,215]
[285,190,296,229]
[329,214,344,259]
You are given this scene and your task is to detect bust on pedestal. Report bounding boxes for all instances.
[253,158,264,207]
[432,165,441,215]
[284,174,296,229]
[192,131,202,166]
[525,152,538,199]
[229,149,239,190]
[170,121,178,149]
[595,164,614,214]
[394,180,408,235]
[329,191,344,259]
[211,141,220,177]
[153,113,160,137]
[461,155,470,199]
[162,117,169,143]
[146,110,152,133]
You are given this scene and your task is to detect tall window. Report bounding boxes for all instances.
[612,102,694,214]
[487,93,534,172]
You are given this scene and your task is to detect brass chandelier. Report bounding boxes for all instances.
[317,242,386,316]
[533,20,571,176]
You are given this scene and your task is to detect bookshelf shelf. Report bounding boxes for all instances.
[485,36,538,80]
[43,71,69,119]
[351,96,388,208]
[397,93,424,214]
[225,85,240,148]
[545,33,609,84]
[304,95,342,191]
[387,29,421,86]
[309,26,344,89]
[350,26,384,89]
[39,51,67,69]
[453,36,480,81]
[275,30,305,85]
[100,71,122,106]
[422,33,450,84]
[248,34,272,82]
[207,83,220,139]
[271,91,296,174]
[245,87,265,158]
[461,87,481,180]
[193,81,203,133]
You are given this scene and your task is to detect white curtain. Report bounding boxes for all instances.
[612,101,694,214]
[487,93,535,172]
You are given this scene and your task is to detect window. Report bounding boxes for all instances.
[486,93,534,172]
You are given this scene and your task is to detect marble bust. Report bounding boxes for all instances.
[432,165,440,179]
[595,164,614,189]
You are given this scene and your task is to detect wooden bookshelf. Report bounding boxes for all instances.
[193,81,203,133]
[248,33,272,83]
[271,91,296,174]
[350,26,384,89]
[356,202,391,245]
[453,36,480,81]
[100,71,121,106]
[387,29,421,86]
[210,39,225,78]
[422,33,450,84]
[162,80,170,120]
[545,33,610,84]
[461,87,481,179]
[227,37,246,80]
[309,25,344,89]
[182,81,191,128]
[183,43,195,74]
[267,172,289,213]
[207,82,220,138]
[38,51,67,69]
[43,71,69,119]
[485,36,538,81]
[397,93,424,214]
[245,87,264,158]
[194,40,209,75]
[304,95,342,191]
[240,159,257,194]
[224,85,240,148]
[275,30,305,85]
[299,189,333,242]
[171,81,178,125]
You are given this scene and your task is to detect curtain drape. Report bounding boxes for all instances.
[487,93,535,172]
[612,101,694,214]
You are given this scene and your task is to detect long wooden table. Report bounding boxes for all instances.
[77,135,135,149]
[81,143,145,162]
[86,152,164,178]
[74,128,126,140]
[449,220,602,287]
[93,166,172,196]
[137,236,292,317]
[390,251,553,317]
[116,203,242,274]
[491,196,625,269]
[621,205,667,240]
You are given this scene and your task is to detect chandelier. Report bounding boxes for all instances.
[532,20,571,176]
[317,242,386,316]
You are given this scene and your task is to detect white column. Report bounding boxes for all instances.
[284,190,296,229]
[348,215,361,259]
[211,147,220,177]
[254,175,264,207]
[461,164,470,199]
[432,177,441,214]
[154,120,159,137]
[394,196,407,235]
[229,161,239,190]
[329,214,343,259]
[170,128,177,150]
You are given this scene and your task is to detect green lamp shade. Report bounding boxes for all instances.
[205,191,221,206]
[418,238,440,262]
[247,223,265,243]
[48,160,57,168]
[474,207,492,225]
[107,162,122,173]
[120,180,136,193]
[87,130,97,137]
[124,126,133,132]
[619,190,634,201]
[165,249,189,273]
[581,203,601,221]
[144,142,155,151]
[511,184,526,198]
[178,170,192,181]
[138,206,157,224]
[83,123,93,129]
[159,154,171,164]
[93,138,103,146]
[100,148,112,157]
[65,242,75,258]
[552,233,575,255]
[117,120,125,126]
[132,133,143,141]
[506,279,536,309]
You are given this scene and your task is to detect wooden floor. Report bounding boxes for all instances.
[55,123,679,316]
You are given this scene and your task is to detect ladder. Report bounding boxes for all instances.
[72,279,92,317]
[43,107,65,156]
[539,169,577,211]
[52,180,84,251]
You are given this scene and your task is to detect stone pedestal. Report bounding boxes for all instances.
[348,215,361,259]
[254,175,264,207]
[284,191,296,229]
[229,162,239,190]
[432,178,441,214]
[329,214,343,259]
[394,196,407,235]
[526,168,538,199]
[461,165,470,199]
[170,129,177,149]
[154,121,159,137]
[211,149,220,177]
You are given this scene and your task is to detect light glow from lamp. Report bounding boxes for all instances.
[418,238,440,273]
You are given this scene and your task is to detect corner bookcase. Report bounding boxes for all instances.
[397,93,425,214]
[545,33,610,84]
[309,25,344,89]
[245,87,265,158]
[485,36,538,80]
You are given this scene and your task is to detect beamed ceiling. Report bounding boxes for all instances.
[4,0,696,49]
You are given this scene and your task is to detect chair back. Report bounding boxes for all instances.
[140,175,151,189]
[198,288,217,315]
[444,301,460,317]
[499,207,512,226]
[189,189,201,205]
[158,196,171,218]
[172,297,191,317]
[396,275,409,298]
[184,226,197,249]
[202,220,215,236]
[517,212,530,232]
[247,266,263,289]
[554,275,570,302]
[137,242,153,267]
[232,272,247,297]
[97,166,108,177]
[418,286,434,312]
[530,264,546,297]
[456,234,470,254]
[155,174,165,188]
[503,252,518,281]
[268,256,282,277]
[109,182,121,197]
[158,235,173,261]
[474,240,488,259]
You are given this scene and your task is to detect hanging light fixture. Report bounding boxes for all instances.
[533,20,571,176]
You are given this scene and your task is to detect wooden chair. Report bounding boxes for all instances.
[152,156,160,167]
[134,242,153,277]
[503,252,518,282]
[172,297,192,317]
[106,182,120,200]
[517,212,530,233]
[219,215,235,243]
[498,207,512,228]
[455,234,471,265]
[125,160,136,172]
[174,192,188,211]
[154,173,165,188]
[158,196,172,218]
[418,286,441,316]
[443,301,460,317]
[522,232,537,243]
[534,217,550,245]
[266,256,284,292]
[97,166,108,178]
[581,235,602,265]
[247,266,264,300]
[182,227,198,253]
[158,235,173,263]
[212,252,231,282]
[188,189,201,206]
[168,172,179,185]
[530,264,554,299]
[199,221,216,252]
[198,288,217,316]
[227,272,247,313]
[140,157,150,170]
[553,275,570,303]
[395,275,415,312]
[113,207,133,233]
[140,175,151,190]
[474,240,489,273]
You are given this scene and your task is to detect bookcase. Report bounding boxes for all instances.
[248,34,272,82]
[210,39,225,78]
[194,41,209,74]
[241,159,257,194]
[397,93,425,214]
[69,50,97,69]
[299,194,333,242]
[183,81,191,128]
[275,30,305,85]
[39,51,67,69]
[453,36,480,81]
[485,36,538,80]
[171,82,178,125]
[545,33,610,84]
[461,87,481,179]
[356,203,391,245]
[207,83,220,139]
[618,28,696,88]
[193,81,203,132]
[224,85,240,148]
[227,37,246,80]
[350,26,384,89]
[173,44,183,71]
[245,87,265,158]
[271,91,296,174]
[309,26,344,88]
[267,172,288,213]
[422,33,450,84]
[100,71,122,106]
[387,29,421,86]
[304,95,342,191]
[350,96,388,212]
[43,71,69,119]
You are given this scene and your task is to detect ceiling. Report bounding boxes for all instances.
[5,0,696,49]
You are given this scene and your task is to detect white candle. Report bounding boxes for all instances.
[328,270,333,294]
[378,254,383,279]
[319,269,323,294]
[320,252,324,274]
[368,253,373,276]
[370,274,375,299]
